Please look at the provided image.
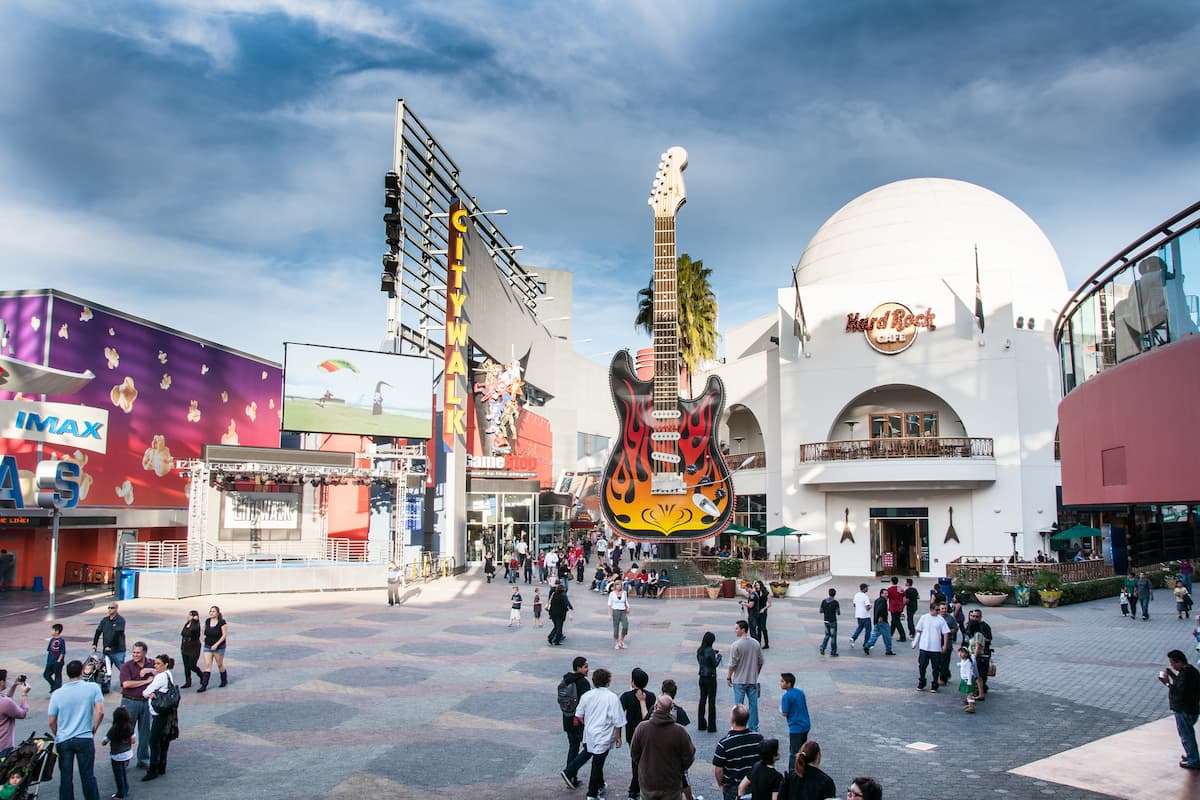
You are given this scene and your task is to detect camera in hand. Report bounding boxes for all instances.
[17,675,26,683]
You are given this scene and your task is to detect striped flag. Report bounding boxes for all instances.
[974,245,985,334]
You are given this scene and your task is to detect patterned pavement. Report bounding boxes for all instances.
[1,572,1195,800]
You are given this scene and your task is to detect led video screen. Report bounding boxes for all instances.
[282,343,433,438]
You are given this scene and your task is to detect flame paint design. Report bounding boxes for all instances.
[600,351,733,541]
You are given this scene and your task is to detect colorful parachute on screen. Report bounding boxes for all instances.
[318,359,359,373]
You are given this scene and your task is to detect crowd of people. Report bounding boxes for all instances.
[0,601,230,799]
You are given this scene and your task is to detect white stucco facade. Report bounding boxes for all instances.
[701,178,1069,576]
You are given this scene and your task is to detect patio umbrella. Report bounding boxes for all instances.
[763,526,810,557]
[1050,523,1102,540]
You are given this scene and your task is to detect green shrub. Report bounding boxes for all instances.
[1034,569,1062,591]
[717,558,743,579]
[974,571,1010,594]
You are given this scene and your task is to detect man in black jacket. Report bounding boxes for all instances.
[560,657,592,775]
[966,609,994,699]
[903,578,921,638]
[547,580,573,646]
[620,668,655,800]
[92,602,127,689]
[1161,649,1200,770]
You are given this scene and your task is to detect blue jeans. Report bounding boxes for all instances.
[866,620,894,653]
[1177,711,1199,767]
[850,617,871,642]
[57,736,99,800]
[111,758,129,799]
[733,682,760,731]
[1139,596,1150,617]
[820,620,838,654]
[119,696,152,765]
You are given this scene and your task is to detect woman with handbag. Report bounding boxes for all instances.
[179,610,202,689]
[141,654,178,781]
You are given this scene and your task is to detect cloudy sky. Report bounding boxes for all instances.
[1,0,1197,366]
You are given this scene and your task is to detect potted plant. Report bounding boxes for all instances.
[769,550,790,597]
[706,581,721,600]
[1013,579,1031,607]
[717,558,742,598]
[1036,569,1063,607]
[973,570,1010,606]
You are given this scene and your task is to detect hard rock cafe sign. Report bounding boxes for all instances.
[845,302,936,355]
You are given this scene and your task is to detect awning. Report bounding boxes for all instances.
[1050,523,1102,541]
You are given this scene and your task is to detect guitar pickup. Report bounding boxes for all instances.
[650,431,681,442]
[650,452,681,464]
[651,474,687,494]
[651,409,682,420]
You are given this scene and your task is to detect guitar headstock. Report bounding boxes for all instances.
[647,146,688,217]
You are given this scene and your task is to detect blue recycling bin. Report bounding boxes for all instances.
[32,576,44,593]
[937,576,953,603]
[118,570,138,600]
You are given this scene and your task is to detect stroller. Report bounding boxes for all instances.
[0,732,56,799]
[80,650,111,694]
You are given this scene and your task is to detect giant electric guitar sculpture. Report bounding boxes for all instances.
[600,147,733,541]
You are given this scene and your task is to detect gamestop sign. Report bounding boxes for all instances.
[0,400,109,454]
[467,453,538,477]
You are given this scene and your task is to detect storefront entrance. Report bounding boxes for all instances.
[870,507,930,575]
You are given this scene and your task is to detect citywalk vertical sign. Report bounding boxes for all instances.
[443,201,469,451]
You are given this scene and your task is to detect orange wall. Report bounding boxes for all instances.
[0,525,187,589]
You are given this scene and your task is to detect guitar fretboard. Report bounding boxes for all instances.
[653,215,679,408]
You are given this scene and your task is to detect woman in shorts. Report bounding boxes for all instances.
[198,605,228,692]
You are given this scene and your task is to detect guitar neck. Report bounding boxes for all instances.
[653,215,678,406]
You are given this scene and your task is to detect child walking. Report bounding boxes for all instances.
[957,645,977,713]
[103,705,136,799]
[532,587,543,627]
[1119,589,1130,617]
[508,586,523,627]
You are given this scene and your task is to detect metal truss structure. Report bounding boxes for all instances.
[381,99,545,358]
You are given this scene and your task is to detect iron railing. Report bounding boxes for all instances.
[1055,201,1200,393]
[945,557,1114,584]
[691,555,830,581]
[798,436,994,463]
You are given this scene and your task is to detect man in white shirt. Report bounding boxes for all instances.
[544,548,560,580]
[561,667,624,800]
[913,602,952,692]
[850,583,872,647]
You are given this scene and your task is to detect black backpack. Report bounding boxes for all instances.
[556,677,580,715]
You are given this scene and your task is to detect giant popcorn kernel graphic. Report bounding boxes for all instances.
[220,390,228,403]
[187,400,201,422]
[141,435,174,477]
[115,480,134,505]
[160,374,171,390]
[268,398,275,409]
[261,371,268,380]
[108,328,114,336]
[30,316,41,331]
[111,377,138,413]
[79,307,93,322]
[245,401,257,421]
[158,351,167,364]
[58,324,68,339]
[104,347,120,369]
[201,364,209,375]
[220,420,239,445]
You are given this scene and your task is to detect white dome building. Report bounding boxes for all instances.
[704,178,1069,576]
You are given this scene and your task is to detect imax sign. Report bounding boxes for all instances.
[0,400,109,454]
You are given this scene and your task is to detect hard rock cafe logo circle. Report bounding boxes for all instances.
[844,302,936,355]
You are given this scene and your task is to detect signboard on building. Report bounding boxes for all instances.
[845,302,936,355]
[222,491,299,530]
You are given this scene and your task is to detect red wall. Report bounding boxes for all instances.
[0,525,180,589]
[1059,335,1200,504]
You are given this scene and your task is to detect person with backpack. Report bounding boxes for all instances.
[558,656,592,770]
[140,654,178,782]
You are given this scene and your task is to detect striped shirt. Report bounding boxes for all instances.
[712,728,764,787]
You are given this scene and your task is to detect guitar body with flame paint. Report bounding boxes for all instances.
[599,146,734,542]
[601,349,733,540]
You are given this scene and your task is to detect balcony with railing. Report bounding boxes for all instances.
[797,436,996,490]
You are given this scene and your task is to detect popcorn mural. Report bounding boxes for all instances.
[0,291,282,508]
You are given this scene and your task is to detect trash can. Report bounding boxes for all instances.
[32,576,44,593]
[118,570,138,601]
[937,576,953,603]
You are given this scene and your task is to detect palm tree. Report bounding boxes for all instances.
[634,252,719,388]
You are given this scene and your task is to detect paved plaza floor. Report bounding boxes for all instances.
[2,572,1197,800]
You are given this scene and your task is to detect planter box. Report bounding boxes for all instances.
[706,586,721,599]
[720,579,737,598]
[1040,589,1063,608]
[976,592,1008,607]
[769,582,789,598]
[1014,586,1031,607]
